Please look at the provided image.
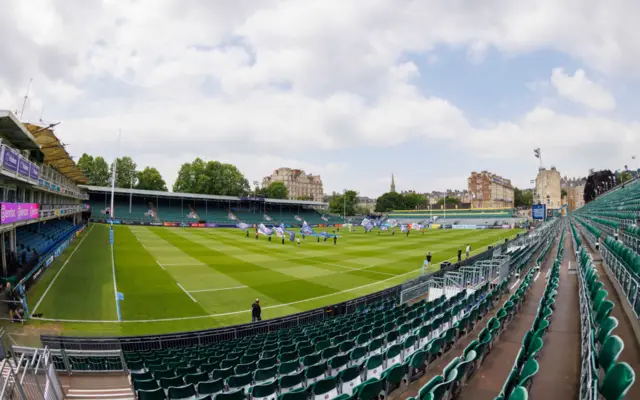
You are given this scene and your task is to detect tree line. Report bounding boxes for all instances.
[77,154,294,200]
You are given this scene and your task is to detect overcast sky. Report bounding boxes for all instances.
[1,0,638,197]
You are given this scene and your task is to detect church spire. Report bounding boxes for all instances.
[390,173,396,193]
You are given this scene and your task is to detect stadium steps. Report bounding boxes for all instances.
[60,374,134,400]
[455,233,560,400]
[526,225,581,399]
[577,228,640,399]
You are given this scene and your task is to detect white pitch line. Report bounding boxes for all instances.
[189,285,249,293]
[534,272,541,281]
[30,231,520,324]
[32,224,94,314]
[161,263,204,266]
[510,279,521,291]
[177,283,197,303]
[155,260,165,270]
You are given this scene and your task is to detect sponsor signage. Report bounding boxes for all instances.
[532,204,546,220]
[501,224,511,229]
[29,164,40,180]
[1,146,19,172]
[476,225,488,229]
[205,223,218,228]
[0,202,39,224]
[190,223,205,227]
[452,225,477,229]
[45,256,54,267]
[150,222,163,226]
[17,158,30,177]
[163,222,178,227]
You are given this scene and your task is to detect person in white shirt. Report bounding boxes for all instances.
[465,244,471,259]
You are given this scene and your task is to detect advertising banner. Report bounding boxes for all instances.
[150,222,163,226]
[431,224,441,229]
[163,222,178,227]
[0,202,40,224]
[190,223,205,227]
[205,223,218,228]
[532,204,546,220]
[17,158,30,177]
[29,163,40,180]
[501,224,511,229]
[452,225,477,229]
[2,146,19,172]
[476,225,489,229]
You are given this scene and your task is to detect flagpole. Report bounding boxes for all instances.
[110,130,121,220]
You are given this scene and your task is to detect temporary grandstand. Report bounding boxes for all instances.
[388,207,526,227]
[83,185,330,226]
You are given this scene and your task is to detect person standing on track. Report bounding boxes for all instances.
[457,246,462,262]
[465,244,471,259]
[252,299,262,322]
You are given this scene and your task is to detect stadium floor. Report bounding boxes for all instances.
[22,224,522,337]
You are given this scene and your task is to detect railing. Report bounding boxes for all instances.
[0,346,64,400]
[600,245,640,319]
[39,203,86,218]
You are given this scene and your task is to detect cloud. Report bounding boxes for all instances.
[0,0,639,197]
[550,68,616,111]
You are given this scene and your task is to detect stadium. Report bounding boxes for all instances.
[0,110,637,400]
[1,2,640,399]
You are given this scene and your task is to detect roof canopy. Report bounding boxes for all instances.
[81,185,328,206]
[24,123,88,184]
[0,110,40,150]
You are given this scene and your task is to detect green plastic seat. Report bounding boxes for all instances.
[278,360,299,376]
[349,346,367,366]
[309,376,339,400]
[133,379,160,392]
[131,371,153,382]
[364,354,384,380]
[160,376,184,390]
[507,386,528,400]
[257,356,277,370]
[599,362,636,400]
[598,335,624,376]
[254,365,277,384]
[595,300,615,326]
[197,379,224,396]
[381,362,406,394]
[278,371,305,393]
[226,372,253,392]
[138,387,167,400]
[212,367,234,381]
[355,378,383,400]
[214,389,246,400]
[168,384,196,400]
[431,369,457,400]
[305,362,327,384]
[338,366,362,396]
[517,358,539,389]
[596,316,619,346]
[277,388,308,400]
[250,380,278,400]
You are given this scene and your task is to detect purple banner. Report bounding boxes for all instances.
[2,147,18,172]
[30,163,40,180]
[1,202,40,224]
[204,223,218,228]
[18,158,30,177]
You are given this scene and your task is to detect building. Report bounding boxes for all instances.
[534,166,562,209]
[262,168,323,201]
[467,171,514,208]
[567,185,585,211]
[357,196,377,213]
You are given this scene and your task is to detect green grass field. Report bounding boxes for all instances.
[24,224,522,337]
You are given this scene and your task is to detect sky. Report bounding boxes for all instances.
[1,0,639,198]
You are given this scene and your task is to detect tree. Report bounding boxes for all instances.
[403,193,426,210]
[173,158,250,196]
[328,190,358,216]
[110,156,138,188]
[266,181,288,199]
[618,170,632,184]
[514,187,534,208]
[136,167,168,191]
[375,192,406,212]
[92,157,110,186]
[561,188,568,198]
[77,153,110,186]
[436,196,460,207]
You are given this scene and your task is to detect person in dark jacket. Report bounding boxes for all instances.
[426,252,432,267]
[457,247,462,262]
[252,299,261,322]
